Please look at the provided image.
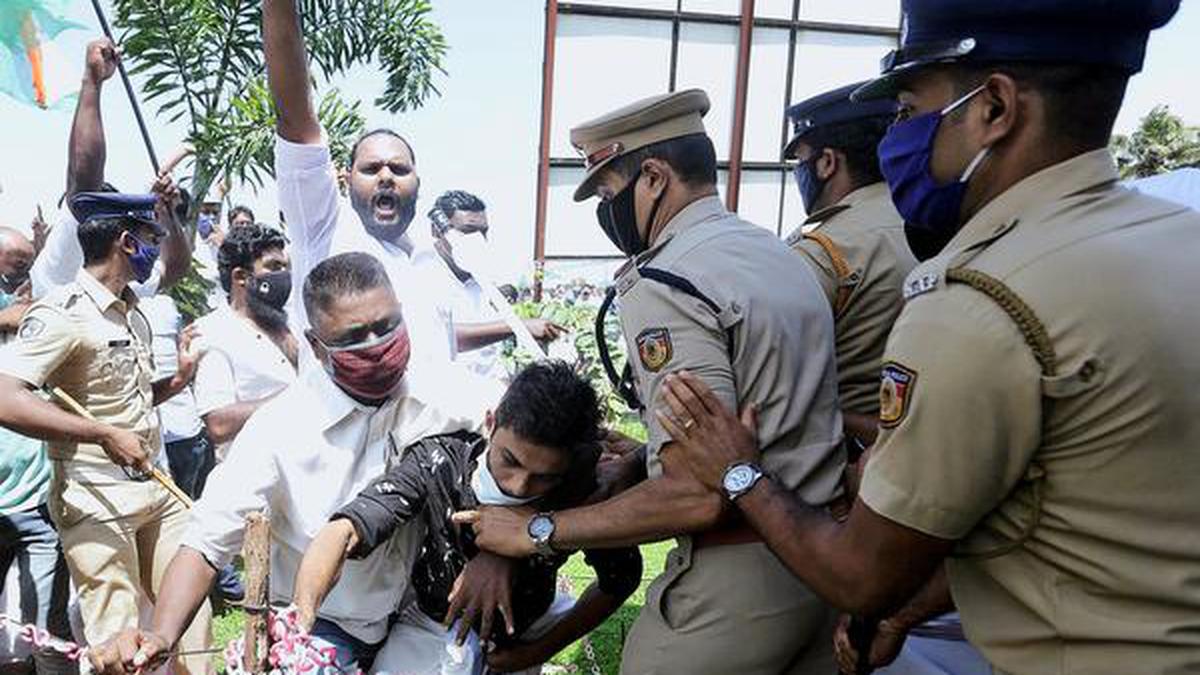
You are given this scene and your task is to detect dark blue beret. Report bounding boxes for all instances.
[783,81,898,157]
[69,192,163,233]
[854,0,1181,100]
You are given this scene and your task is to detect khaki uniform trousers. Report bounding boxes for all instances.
[621,539,835,675]
[48,462,212,675]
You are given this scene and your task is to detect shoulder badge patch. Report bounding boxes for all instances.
[879,362,917,428]
[636,327,673,373]
[903,272,939,301]
[18,317,45,341]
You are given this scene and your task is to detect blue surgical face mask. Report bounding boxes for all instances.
[878,85,990,261]
[125,233,161,284]
[793,154,825,214]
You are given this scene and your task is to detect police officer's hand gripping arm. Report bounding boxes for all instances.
[657,371,954,617]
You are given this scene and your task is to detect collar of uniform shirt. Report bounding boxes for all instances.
[638,194,728,261]
[803,182,890,226]
[942,148,1120,259]
[74,268,138,312]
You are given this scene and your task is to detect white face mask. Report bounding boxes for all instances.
[471,450,537,507]
[445,230,489,276]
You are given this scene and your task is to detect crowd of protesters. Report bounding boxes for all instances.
[4,1,1200,675]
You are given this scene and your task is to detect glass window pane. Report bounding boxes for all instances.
[743,27,791,162]
[736,169,784,233]
[798,0,900,28]
[681,0,741,15]
[755,0,795,20]
[550,15,674,158]
[791,30,896,105]
[568,0,678,11]
[544,167,623,257]
[675,21,740,161]
[780,166,807,236]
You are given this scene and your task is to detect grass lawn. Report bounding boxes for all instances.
[210,541,673,674]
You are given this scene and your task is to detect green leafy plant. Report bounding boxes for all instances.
[503,289,644,435]
[1111,106,1200,179]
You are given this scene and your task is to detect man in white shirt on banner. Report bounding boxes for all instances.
[86,252,500,675]
[264,0,455,369]
[192,224,298,460]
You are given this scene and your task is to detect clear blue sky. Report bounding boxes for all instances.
[3,0,1198,282]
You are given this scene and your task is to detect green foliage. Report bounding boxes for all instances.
[168,258,217,322]
[504,296,644,435]
[111,0,446,209]
[1111,106,1200,179]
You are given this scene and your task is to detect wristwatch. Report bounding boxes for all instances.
[527,512,557,557]
[722,462,765,501]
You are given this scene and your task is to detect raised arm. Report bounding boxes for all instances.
[263,0,321,144]
[149,173,193,292]
[66,40,118,196]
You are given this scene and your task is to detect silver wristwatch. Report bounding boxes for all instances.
[527,512,557,557]
[722,462,765,501]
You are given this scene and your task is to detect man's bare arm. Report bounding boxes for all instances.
[0,374,148,469]
[149,548,218,647]
[202,397,273,445]
[263,0,321,144]
[738,481,953,617]
[66,40,118,196]
[552,444,726,550]
[293,519,358,631]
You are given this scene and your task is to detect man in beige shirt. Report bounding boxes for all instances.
[0,193,211,674]
[653,1,1200,674]
[782,81,915,451]
[461,89,845,674]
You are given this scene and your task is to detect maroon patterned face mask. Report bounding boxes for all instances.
[325,324,412,401]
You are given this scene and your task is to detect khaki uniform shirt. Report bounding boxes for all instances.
[859,150,1200,674]
[0,270,159,465]
[616,195,843,502]
[787,182,916,416]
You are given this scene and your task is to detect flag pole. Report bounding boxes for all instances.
[88,0,161,175]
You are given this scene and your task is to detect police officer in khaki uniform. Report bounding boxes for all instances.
[0,193,212,675]
[782,82,915,451]
[650,1,1200,673]
[462,90,844,674]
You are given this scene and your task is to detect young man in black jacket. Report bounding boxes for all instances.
[294,361,642,673]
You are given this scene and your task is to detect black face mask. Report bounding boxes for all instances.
[0,271,28,295]
[250,270,292,310]
[595,169,664,257]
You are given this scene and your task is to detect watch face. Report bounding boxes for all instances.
[529,515,554,540]
[725,465,756,493]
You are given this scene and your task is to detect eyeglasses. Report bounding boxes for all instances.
[311,313,405,351]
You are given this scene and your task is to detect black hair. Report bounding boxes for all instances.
[77,216,142,265]
[348,128,418,169]
[494,360,602,455]
[948,63,1129,151]
[609,133,718,189]
[302,252,392,322]
[802,116,891,187]
[228,205,256,227]
[217,224,288,293]
[428,190,487,236]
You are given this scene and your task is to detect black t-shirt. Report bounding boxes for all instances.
[332,431,642,641]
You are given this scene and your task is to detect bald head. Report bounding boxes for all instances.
[0,227,34,293]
